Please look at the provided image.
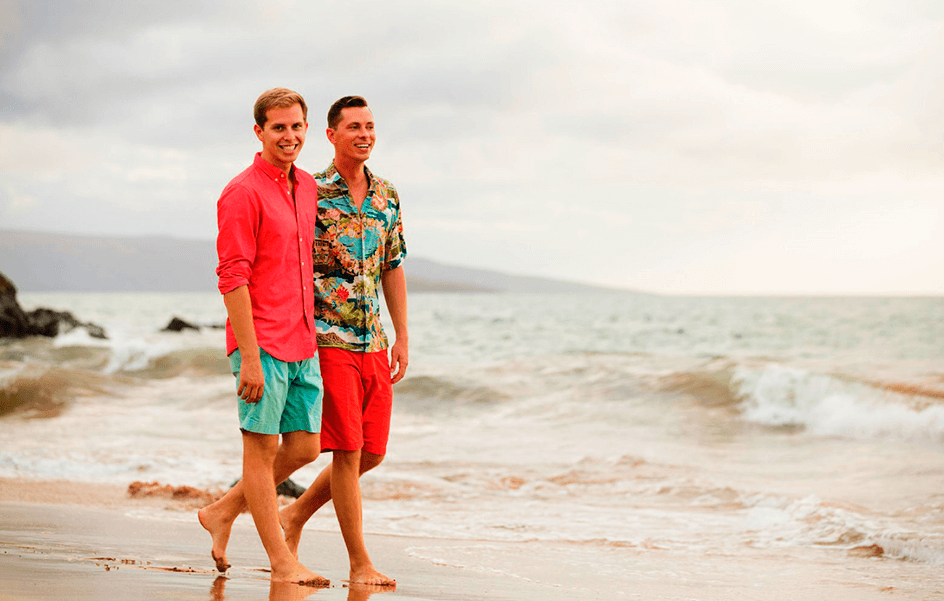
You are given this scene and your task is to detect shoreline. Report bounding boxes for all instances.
[0,478,595,600]
[2,494,609,601]
[2,478,941,600]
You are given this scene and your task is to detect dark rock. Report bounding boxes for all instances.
[162,317,200,332]
[0,271,31,337]
[0,271,108,340]
[228,477,308,499]
[84,323,108,340]
[26,307,80,337]
[276,478,308,498]
[27,307,108,340]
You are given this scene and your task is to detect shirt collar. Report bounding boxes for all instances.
[325,161,374,191]
[253,152,296,183]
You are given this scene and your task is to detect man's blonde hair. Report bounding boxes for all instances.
[254,88,308,127]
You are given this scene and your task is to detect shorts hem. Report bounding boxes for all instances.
[239,421,280,435]
[320,443,387,455]
[281,424,322,434]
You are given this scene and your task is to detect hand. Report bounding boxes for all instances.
[237,354,265,403]
[389,339,408,384]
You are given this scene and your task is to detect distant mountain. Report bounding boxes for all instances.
[404,257,625,294]
[0,230,632,294]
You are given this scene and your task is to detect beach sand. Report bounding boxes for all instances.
[1,478,939,600]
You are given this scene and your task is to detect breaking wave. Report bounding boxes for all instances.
[654,359,944,446]
[0,362,116,418]
[733,364,944,446]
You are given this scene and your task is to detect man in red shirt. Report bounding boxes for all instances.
[198,88,327,586]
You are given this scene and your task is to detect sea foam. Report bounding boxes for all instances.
[733,364,944,445]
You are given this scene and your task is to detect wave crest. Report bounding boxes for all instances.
[0,362,114,419]
[733,365,944,445]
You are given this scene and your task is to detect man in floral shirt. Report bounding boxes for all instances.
[280,96,407,587]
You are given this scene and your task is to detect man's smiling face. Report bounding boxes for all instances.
[327,106,375,165]
[255,103,308,172]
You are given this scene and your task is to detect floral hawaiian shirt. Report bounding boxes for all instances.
[312,162,407,352]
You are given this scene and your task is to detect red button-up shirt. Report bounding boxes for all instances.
[216,153,318,362]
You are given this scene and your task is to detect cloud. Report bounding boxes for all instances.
[0,0,942,294]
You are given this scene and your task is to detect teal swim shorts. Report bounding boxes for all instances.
[228,347,323,435]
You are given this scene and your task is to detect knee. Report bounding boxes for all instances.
[361,452,384,473]
[298,443,321,467]
[285,441,320,470]
[243,431,281,465]
[332,449,362,475]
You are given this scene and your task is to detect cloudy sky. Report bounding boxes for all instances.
[1,0,942,295]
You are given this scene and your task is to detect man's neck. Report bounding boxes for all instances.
[334,157,367,186]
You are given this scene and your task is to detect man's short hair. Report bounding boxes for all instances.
[254,88,308,127]
[327,96,369,129]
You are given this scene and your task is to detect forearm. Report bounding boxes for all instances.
[381,266,409,384]
[381,266,408,343]
[223,285,259,359]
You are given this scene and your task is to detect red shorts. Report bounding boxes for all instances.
[318,347,393,456]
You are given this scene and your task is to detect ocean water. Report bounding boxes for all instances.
[2,291,943,589]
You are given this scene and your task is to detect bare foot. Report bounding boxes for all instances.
[350,565,395,586]
[271,561,330,587]
[198,506,232,572]
[279,505,303,558]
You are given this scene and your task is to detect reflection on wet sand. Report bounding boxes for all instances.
[210,576,226,600]
[208,575,396,601]
[346,583,397,601]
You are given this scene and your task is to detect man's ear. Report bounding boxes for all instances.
[326,127,336,144]
[254,124,264,141]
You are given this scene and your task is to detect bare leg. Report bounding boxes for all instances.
[281,462,333,557]
[331,450,395,586]
[199,431,319,572]
[241,431,328,585]
[280,451,383,557]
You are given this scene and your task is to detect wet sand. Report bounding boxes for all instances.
[1,479,940,600]
[0,499,513,601]
[1,479,589,601]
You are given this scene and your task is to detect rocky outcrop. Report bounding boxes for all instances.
[276,478,307,498]
[160,317,225,333]
[228,477,308,499]
[1,271,31,337]
[0,271,108,339]
[162,316,200,332]
[27,307,108,339]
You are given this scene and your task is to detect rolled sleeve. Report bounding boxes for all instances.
[216,183,258,295]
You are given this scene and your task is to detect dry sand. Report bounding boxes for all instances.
[1,478,939,600]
